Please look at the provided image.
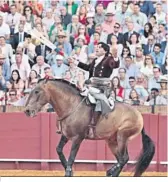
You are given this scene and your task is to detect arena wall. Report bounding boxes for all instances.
[0,112,167,172]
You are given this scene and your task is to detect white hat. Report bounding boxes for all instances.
[56,54,64,60]
[86,12,94,18]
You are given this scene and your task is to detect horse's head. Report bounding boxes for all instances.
[24,81,50,117]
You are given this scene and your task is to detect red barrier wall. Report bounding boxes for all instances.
[0,113,167,172]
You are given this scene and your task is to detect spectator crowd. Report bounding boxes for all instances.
[0,0,167,108]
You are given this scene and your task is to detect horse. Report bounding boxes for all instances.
[24,78,155,177]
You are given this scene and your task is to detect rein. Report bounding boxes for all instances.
[57,97,87,121]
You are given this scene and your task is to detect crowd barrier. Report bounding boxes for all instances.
[0,112,167,172]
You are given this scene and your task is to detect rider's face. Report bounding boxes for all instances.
[95,45,105,57]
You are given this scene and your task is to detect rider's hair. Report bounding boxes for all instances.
[98,42,110,57]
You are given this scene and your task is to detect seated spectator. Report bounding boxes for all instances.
[134,46,145,70]
[125,76,149,102]
[51,54,69,78]
[65,0,78,16]
[76,70,86,90]
[42,8,54,33]
[127,33,141,56]
[107,23,124,45]
[28,0,43,17]
[86,12,95,37]
[151,43,164,66]
[118,68,129,89]
[148,66,162,91]
[55,31,72,57]
[161,55,168,75]
[63,70,73,82]
[10,70,25,94]
[120,46,132,67]
[49,16,62,43]
[60,6,72,30]
[7,89,20,106]
[142,34,156,55]
[109,35,123,58]
[157,75,168,100]
[0,15,10,41]
[12,23,28,50]
[148,88,167,105]
[140,23,153,40]
[11,53,31,81]
[90,23,108,43]
[0,68,6,90]
[44,67,54,79]
[136,73,148,90]
[149,15,159,35]
[0,54,11,82]
[94,3,105,24]
[32,56,50,79]
[154,3,166,24]
[77,5,87,25]
[25,70,38,89]
[140,54,155,79]
[88,31,100,56]
[0,89,5,105]
[156,23,167,44]
[71,37,88,64]
[66,15,82,46]
[124,56,140,78]
[34,23,48,41]
[74,24,90,45]
[77,0,95,15]
[125,89,141,106]
[0,36,13,66]
[18,34,36,63]
[111,76,124,102]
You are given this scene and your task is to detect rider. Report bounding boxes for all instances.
[76,42,120,137]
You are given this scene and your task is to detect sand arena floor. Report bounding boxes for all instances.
[0,170,167,177]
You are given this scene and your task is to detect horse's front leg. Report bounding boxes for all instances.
[56,135,69,170]
[65,136,84,177]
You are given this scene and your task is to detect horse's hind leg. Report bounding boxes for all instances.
[106,130,129,177]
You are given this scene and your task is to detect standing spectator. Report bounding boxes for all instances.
[0,54,10,82]
[94,3,105,24]
[32,56,50,79]
[11,53,31,81]
[151,43,164,66]
[60,6,72,30]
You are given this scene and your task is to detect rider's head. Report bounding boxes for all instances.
[96,42,110,57]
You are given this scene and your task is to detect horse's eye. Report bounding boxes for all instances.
[35,90,39,94]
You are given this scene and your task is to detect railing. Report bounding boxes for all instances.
[0,105,167,114]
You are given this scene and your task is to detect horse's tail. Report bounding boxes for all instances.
[134,127,155,177]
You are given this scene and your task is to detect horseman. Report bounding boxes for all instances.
[75,42,120,137]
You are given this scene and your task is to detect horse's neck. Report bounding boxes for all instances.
[48,83,80,117]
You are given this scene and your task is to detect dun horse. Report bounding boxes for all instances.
[24,79,155,177]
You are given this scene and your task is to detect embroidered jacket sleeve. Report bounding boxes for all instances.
[108,57,120,69]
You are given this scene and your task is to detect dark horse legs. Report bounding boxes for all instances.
[65,136,84,177]
[56,135,69,170]
[106,130,129,177]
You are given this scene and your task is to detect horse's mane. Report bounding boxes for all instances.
[38,78,82,96]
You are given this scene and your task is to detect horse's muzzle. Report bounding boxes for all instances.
[24,109,36,117]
